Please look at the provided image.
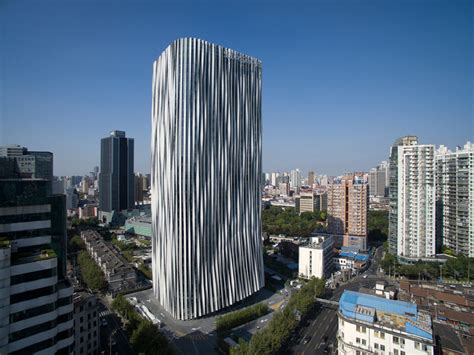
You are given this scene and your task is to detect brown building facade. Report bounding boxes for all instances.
[327,173,368,249]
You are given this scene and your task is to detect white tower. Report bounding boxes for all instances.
[151,38,264,320]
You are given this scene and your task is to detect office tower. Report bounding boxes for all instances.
[65,187,79,209]
[99,130,134,217]
[436,142,474,256]
[368,161,389,197]
[0,158,74,354]
[337,290,434,355]
[396,144,436,261]
[290,169,301,190]
[151,38,264,320]
[388,136,419,255]
[308,171,315,187]
[297,191,316,213]
[327,174,368,249]
[52,177,64,195]
[0,145,53,184]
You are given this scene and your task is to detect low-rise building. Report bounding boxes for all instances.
[333,247,369,272]
[338,290,434,355]
[298,235,333,279]
[81,230,137,295]
[78,204,98,219]
[123,216,152,238]
[399,281,474,336]
[73,291,100,355]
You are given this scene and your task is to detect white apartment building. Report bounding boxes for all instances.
[397,144,436,260]
[298,235,333,279]
[290,169,302,190]
[369,161,389,197]
[338,290,434,355]
[436,142,474,257]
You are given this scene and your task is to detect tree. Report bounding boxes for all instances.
[69,235,85,253]
[130,320,174,354]
[77,251,106,290]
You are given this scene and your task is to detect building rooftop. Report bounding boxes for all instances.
[81,230,134,274]
[338,250,369,261]
[339,290,433,341]
[301,235,332,250]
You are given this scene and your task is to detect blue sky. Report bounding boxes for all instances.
[2,0,472,176]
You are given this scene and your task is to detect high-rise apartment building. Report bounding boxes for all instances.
[327,174,368,249]
[271,172,279,187]
[99,130,134,220]
[290,169,301,190]
[151,38,264,320]
[0,157,74,354]
[369,161,389,197]
[436,142,474,257]
[396,144,436,261]
[388,136,419,255]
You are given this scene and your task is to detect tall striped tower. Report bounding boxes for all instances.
[151,38,264,320]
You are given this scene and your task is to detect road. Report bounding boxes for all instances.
[98,300,134,355]
[289,245,385,355]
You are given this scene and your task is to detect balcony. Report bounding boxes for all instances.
[11,249,56,266]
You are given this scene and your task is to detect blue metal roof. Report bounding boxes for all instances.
[339,290,432,341]
[339,251,369,261]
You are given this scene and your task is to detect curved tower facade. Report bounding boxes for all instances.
[151,38,264,320]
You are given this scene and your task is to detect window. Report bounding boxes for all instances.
[356,337,361,344]
[374,343,379,349]
[422,345,429,352]
[415,342,420,350]
[356,351,360,355]
[362,339,366,345]
[380,332,385,339]
[401,351,405,355]
[393,336,399,344]
[361,326,366,333]
[357,325,361,332]
[380,345,385,351]
[394,350,399,355]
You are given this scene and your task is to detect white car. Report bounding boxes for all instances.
[363,275,368,279]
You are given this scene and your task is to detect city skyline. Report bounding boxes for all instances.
[3,0,472,176]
